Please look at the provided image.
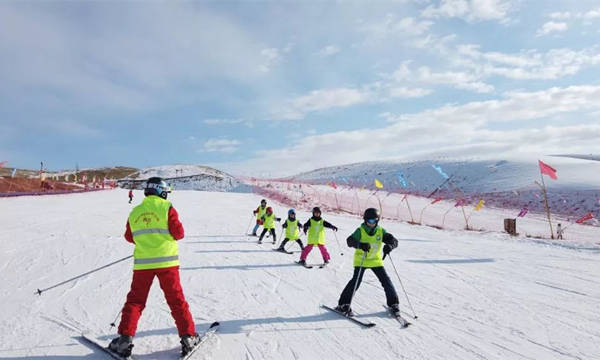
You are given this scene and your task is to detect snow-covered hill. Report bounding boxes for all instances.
[119,164,249,193]
[1,190,599,359]
[289,157,600,219]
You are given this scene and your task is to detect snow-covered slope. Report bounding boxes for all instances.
[1,190,599,359]
[289,158,600,218]
[119,164,248,192]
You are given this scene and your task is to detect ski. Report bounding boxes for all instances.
[383,306,411,328]
[80,333,133,360]
[321,305,376,328]
[181,321,220,360]
[318,262,328,269]
[273,248,293,254]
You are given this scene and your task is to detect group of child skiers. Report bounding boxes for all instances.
[109,180,403,359]
[251,199,401,316]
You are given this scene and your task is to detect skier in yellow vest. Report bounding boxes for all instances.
[335,208,400,317]
[109,177,200,358]
[258,207,281,244]
[251,199,268,236]
[275,209,305,253]
[297,207,337,266]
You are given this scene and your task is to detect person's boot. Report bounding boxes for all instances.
[389,303,401,317]
[108,335,134,357]
[334,304,355,317]
[180,333,201,357]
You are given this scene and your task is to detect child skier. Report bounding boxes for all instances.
[276,209,305,252]
[335,208,401,317]
[251,199,268,236]
[128,189,133,204]
[109,177,200,358]
[258,207,281,244]
[297,207,337,266]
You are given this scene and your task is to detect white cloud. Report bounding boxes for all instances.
[201,138,241,153]
[455,44,600,80]
[417,66,494,93]
[203,118,252,127]
[259,48,281,73]
[317,45,341,57]
[272,87,371,120]
[548,12,571,20]
[227,85,600,175]
[359,14,433,39]
[536,21,568,37]
[422,0,514,22]
[388,87,433,98]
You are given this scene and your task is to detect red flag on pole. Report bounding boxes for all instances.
[330,182,338,189]
[454,198,466,207]
[431,197,443,205]
[538,160,557,180]
[517,207,528,217]
[575,212,594,224]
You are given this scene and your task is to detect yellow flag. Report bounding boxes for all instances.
[374,178,384,189]
[474,200,485,211]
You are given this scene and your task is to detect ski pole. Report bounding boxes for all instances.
[35,255,133,296]
[388,254,418,319]
[349,252,368,308]
[110,309,122,328]
[332,230,344,256]
[245,214,254,236]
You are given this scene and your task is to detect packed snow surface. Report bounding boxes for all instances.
[1,190,598,359]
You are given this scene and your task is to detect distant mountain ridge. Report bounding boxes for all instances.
[288,159,600,219]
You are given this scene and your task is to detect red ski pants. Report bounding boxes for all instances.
[118,266,195,337]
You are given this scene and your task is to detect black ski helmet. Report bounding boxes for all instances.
[260,199,267,206]
[363,208,380,225]
[312,207,321,216]
[145,177,169,199]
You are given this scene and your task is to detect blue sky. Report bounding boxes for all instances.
[1,0,600,176]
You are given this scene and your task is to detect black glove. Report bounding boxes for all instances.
[358,242,371,252]
[382,244,392,260]
[276,218,281,222]
[332,226,338,232]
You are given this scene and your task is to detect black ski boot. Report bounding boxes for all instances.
[108,335,133,357]
[334,304,355,317]
[181,333,201,357]
[389,304,401,317]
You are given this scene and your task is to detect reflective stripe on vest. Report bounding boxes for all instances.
[353,226,384,268]
[129,196,180,270]
[285,219,300,240]
[131,228,171,236]
[307,218,325,245]
[134,255,179,265]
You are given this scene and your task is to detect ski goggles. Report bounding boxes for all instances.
[365,218,377,225]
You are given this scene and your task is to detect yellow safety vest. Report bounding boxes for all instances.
[307,218,326,245]
[263,213,276,230]
[285,219,300,240]
[256,206,266,221]
[353,226,384,268]
[129,196,179,270]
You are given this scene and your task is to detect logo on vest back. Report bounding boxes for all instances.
[135,212,160,226]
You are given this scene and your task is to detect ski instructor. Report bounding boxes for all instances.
[109,177,200,357]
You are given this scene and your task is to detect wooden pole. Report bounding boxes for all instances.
[404,196,415,223]
[539,171,554,239]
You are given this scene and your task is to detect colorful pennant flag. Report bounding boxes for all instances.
[575,212,594,224]
[431,197,443,205]
[454,198,466,207]
[432,164,449,179]
[474,200,485,211]
[517,207,528,217]
[397,172,407,187]
[330,182,338,189]
[374,178,383,189]
[538,160,557,180]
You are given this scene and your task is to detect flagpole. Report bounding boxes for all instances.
[461,203,469,230]
[404,195,415,223]
[539,169,554,239]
